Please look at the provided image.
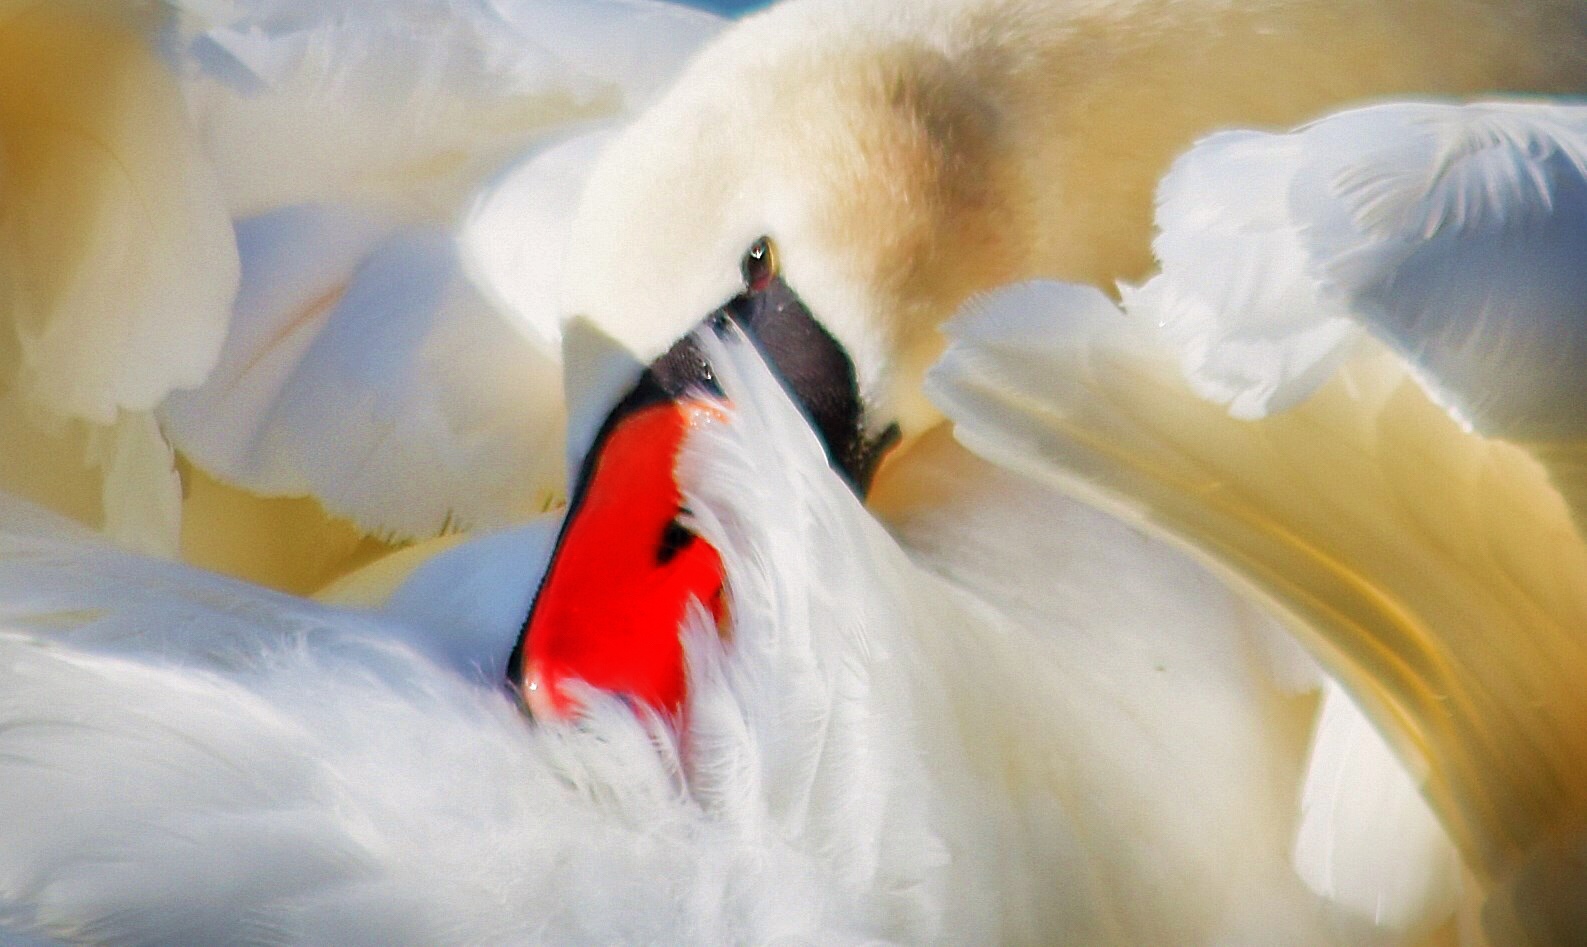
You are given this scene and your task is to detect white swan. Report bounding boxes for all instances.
[546,3,1587,936]
[0,0,1585,943]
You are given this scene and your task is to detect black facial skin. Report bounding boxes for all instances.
[583,236,898,498]
[717,268,900,495]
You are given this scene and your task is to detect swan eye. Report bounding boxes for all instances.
[741,236,778,293]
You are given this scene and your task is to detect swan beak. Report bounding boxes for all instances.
[513,397,728,722]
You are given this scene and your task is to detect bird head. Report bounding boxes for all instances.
[504,11,1032,722]
[510,235,900,721]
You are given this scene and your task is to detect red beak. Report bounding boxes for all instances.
[513,397,728,721]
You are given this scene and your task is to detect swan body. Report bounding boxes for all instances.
[0,329,1340,944]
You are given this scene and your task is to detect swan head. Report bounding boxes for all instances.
[510,14,1031,721]
[512,237,899,721]
[557,9,1030,451]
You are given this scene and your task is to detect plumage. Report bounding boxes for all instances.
[0,1,239,556]
[161,204,566,540]
[460,127,619,356]
[928,276,1587,941]
[1112,99,1587,939]
[154,0,721,554]
[179,0,723,216]
[1133,100,1587,442]
[1294,682,1462,932]
[0,330,1333,943]
[0,2,239,425]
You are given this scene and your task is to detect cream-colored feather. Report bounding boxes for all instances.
[928,280,1587,941]
[0,2,237,556]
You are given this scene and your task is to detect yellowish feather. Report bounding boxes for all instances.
[0,1,237,556]
[933,284,1587,910]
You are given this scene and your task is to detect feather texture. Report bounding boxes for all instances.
[0,2,237,555]
[154,0,724,547]
[1111,98,1587,940]
[1134,100,1587,443]
[0,1,238,425]
[161,205,566,540]
[928,279,1587,942]
[461,126,617,356]
[1294,681,1462,933]
[0,325,1374,944]
[178,0,723,216]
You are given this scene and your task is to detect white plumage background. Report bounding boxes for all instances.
[0,0,1584,944]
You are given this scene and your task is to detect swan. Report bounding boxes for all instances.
[540,0,1587,933]
[0,0,1584,942]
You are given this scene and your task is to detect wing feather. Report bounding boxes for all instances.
[1293,681,1461,933]
[1135,99,1587,443]
[157,0,727,544]
[1126,131,1360,420]
[1297,102,1587,442]
[162,205,566,540]
[928,280,1587,936]
[0,2,239,427]
[177,0,722,215]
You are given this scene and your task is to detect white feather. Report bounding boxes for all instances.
[1299,101,1587,440]
[86,412,182,559]
[0,328,1004,942]
[0,321,1401,944]
[0,4,239,428]
[1124,131,1360,420]
[154,0,725,542]
[0,485,896,942]
[1123,103,1587,932]
[460,125,617,355]
[377,520,559,681]
[687,327,1353,942]
[1293,681,1462,934]
[1135,98,1587,441]
[161,204,567,539]
[177,0,722,216]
